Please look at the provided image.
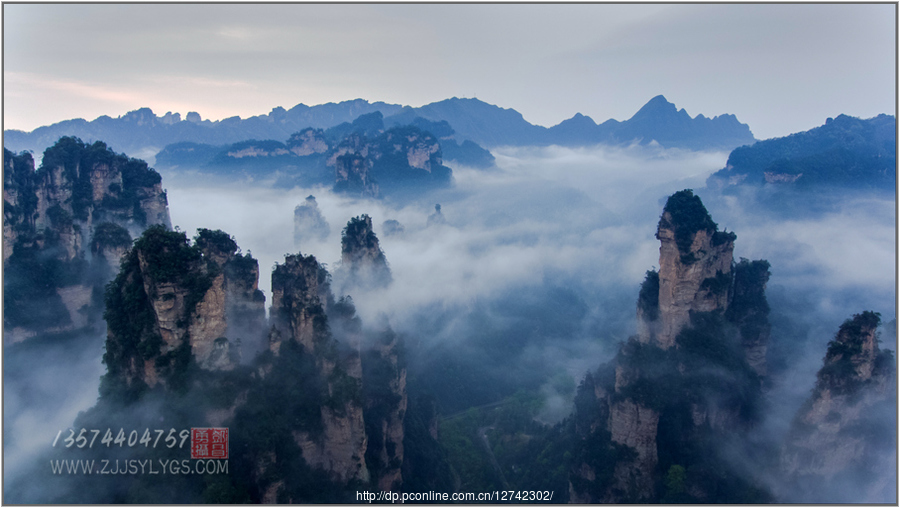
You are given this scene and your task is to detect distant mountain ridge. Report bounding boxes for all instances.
[707,113,896,191]
[155,111,457,197]
[4,99,404,161]
[5,95,755,160]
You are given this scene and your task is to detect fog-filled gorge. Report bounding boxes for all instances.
[4,1,895,501]
[5,143,895,502]
[163,145,732,311]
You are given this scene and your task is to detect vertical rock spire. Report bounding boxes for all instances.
[338,215,392,291]
[646,189,736,349]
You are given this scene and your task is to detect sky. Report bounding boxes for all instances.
[2,3,896,140]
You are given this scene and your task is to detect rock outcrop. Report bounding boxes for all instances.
[102,227,265,394]
[366,126,452,195]
[781,311,896,503]
[83,214,409,502]
[332,133,379,198]
[329,123,452,197]
[337,215,392,291]
[636,190,770,373]
[3,150,38,263]
[264,240,406,492]
[3,138,171,339]
[570,190,771,503]
[270,253,335,354]
[287,128,330,157]
[266,252,370,487]
[361,329,408,491]
[726,259,772,376]
[152,115,455,198]
[640,189,736,349]
[293,195,330,245]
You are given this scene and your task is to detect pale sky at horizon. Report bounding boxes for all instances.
[3,3,896,140]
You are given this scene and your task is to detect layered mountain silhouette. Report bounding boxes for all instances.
[5,96,755,163]
[3,100,404,160]
[707,113,896,191]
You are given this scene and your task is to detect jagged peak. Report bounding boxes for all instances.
[275,251,322,274]
[339,214,391,290]
[659,190,715,240]
[661,189,715,227]
[824,311,882,366]
[658,189,735,264]
[554,112,597,128]
[342,214,378,251]
[194,228,238,265]
[120,107,157,123]
[422,97,527,119]
[629,95,677,120]
[817,311,894,394]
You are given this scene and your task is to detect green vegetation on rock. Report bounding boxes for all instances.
[658,189,733,264]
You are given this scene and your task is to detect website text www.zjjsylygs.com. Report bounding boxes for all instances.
[50,459,228,475]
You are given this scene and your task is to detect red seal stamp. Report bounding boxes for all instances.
[190,428,228,459]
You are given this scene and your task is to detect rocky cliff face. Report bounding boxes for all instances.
[337,215,392,291]
[637,190,770,373]
[606,397,659,499]
[88,216,408,501]
[641,190,736,349]
[270,253,333,353]
[3,138,171,340]
[3,150,38,263]
[331,133,379,198]
[102,227,265,394]
[288,128,330,157]
[90,222,132,273]
[367,126,451,194]
[361,329,408,491]
[726,259,772,376]
[263,241,408,493]
[781,311,896,502]
[570,190,771,503]
[329,126,452,197]
[266,252,370,487]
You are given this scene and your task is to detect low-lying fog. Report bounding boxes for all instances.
[5,143,895,493]
[163,145,731,316]
[162,143,894,414]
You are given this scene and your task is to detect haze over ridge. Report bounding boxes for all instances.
[4,4,894,138]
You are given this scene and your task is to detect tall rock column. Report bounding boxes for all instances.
[781,311,896,502]
[269,252,370,485]
[649,189,735,348]
[270,253,331,353]
[337,215,392,292]
[572,189,771,504]
[362,328,407,491]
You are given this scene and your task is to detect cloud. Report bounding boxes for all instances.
[6,143,893,501]
[4,72,154,115]
[163,145,895,347]
[4,4,893,136]
[3,332,107,489]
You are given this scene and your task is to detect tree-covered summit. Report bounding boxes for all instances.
[708,114,895,191]
[658,189,735,259]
